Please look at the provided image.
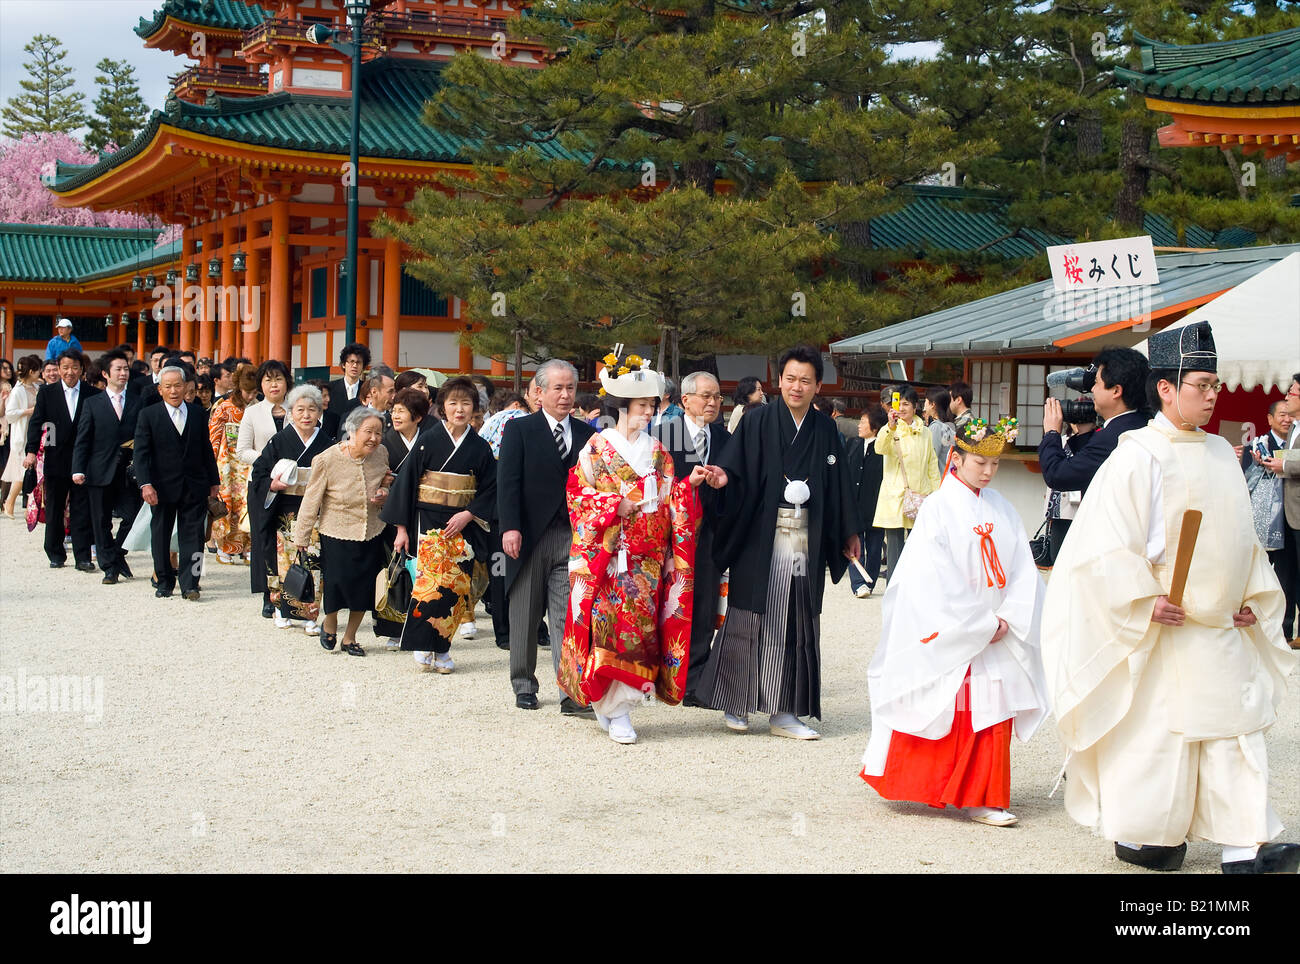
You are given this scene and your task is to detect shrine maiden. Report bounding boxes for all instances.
[862,417,1049,826]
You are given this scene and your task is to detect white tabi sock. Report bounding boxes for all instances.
[770,712,799,728]
[1222,844,1259,863]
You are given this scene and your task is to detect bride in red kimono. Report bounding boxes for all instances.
[558,348,708,745]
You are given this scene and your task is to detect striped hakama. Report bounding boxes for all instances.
[696,507,821,719]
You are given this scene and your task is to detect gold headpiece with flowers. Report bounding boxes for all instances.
[597,343,665,400]
[955,415,1019,456]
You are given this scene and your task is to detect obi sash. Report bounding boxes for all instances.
[418,470,475,509]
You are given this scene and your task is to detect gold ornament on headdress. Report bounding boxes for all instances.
[955,416,1019,456]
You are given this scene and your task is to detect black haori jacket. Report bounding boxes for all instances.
[711,398,860,615]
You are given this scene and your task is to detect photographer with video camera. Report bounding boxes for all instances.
[1038,347,1150,556]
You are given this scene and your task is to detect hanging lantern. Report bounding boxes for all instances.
[131,274,144,291]
[231,250,247,273]
[165,268,180,285]
[336,259,347,280]
[185,263,200,283]
[120,311,131,325]
[144,272,158,290]
[207,256,222,279]
[138,310,148,324]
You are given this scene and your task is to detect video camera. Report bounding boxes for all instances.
[1046,365,1098,425]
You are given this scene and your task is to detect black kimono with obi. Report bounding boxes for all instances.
[379,424,496,654]
[249,424,335,619]
[371,426,421,639]
[695,398,860,719]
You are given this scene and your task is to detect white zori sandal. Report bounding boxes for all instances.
[967,807,1018,827]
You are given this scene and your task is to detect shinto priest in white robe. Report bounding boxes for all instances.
[1041,413,1295,847]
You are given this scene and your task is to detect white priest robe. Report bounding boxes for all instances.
[1041,415,1296,847]
[863,477,1049,777]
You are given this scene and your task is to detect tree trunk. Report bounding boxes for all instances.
[1114,118,1151,231]
[1221,148,1249,201]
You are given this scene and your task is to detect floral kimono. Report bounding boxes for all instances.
[207,396,252,557]
[558,429,700,709]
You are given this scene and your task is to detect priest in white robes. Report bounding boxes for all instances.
[1042,320,1299,874]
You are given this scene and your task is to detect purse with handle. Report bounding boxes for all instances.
[894,426,927,522]
[282,549,316,605]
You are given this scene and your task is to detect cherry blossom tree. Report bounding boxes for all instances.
[0,132,156,228]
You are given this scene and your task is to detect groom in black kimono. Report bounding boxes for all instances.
[695,345,860,739]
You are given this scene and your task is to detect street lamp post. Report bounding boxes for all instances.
[307,0,369,350]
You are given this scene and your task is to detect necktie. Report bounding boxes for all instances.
[111,393,122,420]
[172,406,183,435]
[694,428,708,465]
[554,423,566,458]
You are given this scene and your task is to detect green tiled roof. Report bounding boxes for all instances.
[0,224,163,284]
[1115,27,1300,105]
[49,60,586,194]
[1142,213,1256,249]
[136,0,269,39]
[869,186,1071,259]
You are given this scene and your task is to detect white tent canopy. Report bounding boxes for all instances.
[1135,252,1300,393]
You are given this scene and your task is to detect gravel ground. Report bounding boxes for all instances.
[2,518,1296,873]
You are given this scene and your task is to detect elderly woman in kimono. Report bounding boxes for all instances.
[249,383,334,636]
[557,348,706,745]
[861,416,1049,827]
[382,377,496,674]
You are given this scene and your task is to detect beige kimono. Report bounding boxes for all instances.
[1042,415,1296,847]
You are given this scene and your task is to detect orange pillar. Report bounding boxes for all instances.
[458,340,473,373]
[179,227,196,353]
[382,237,400,369]
[199,224,216,361]
[243,249,261,362]
[490,352,506,377]
[135,307,145,360]
[269,197,291,364]
[220,218,237,361]
[355,252,370,350]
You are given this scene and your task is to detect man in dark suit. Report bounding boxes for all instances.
[845,405,887,597]
[1039,346,1150,497]
[71,350,142,584]
[133,363,220,600]
[327,342,369,417]
[24,350,100,569]
[653,370,730,704]
[498,359,595,712]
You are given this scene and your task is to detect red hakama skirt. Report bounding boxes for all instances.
[860,670,1012,809]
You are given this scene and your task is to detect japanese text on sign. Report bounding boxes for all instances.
[1047,236,1160,292]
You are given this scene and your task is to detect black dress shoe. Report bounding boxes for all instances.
[182,590,201,602]
[1222,842,1300,874]
[537,635,550,648]
[1114,842,1186,871]
[261,598,275,618]
[155,588,173,598]
[101,572,119,585]
[75,561,97,573]
[560,696,594,716]
[515,693,539,710]
[682,692,706,708]
[49,561,66,569]
[150,576,159,589]
[495,639,511,651]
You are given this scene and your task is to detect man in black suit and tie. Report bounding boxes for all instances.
[24,350,100,570]
[133,364,220,600]
[498,359,595,711]
[653,370,730,704]
[845,405,887,597]
[71,350,142,584]
[1039,346,1150,498]
[327,342,369,418]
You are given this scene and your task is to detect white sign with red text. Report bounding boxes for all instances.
[1048,236,1159,292]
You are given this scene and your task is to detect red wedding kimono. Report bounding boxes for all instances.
[558,430,700,707]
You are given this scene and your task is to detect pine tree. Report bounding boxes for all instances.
[85,58,148,154]
[1,35,88,138]
[380,1,982,372]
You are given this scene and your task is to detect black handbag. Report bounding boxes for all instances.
[375,550,412,619]
[21,466,37,496]
[282,550,315,604]
[1030,517,1054,567]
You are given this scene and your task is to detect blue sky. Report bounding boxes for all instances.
[1,1,178,131]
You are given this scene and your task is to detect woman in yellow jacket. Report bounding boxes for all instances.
[873,386,942,580]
